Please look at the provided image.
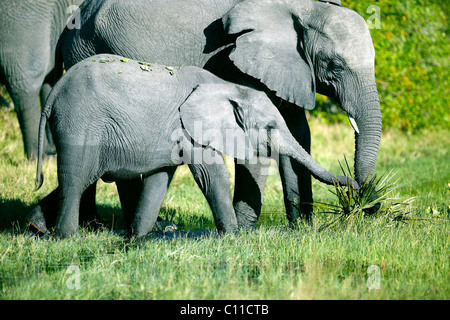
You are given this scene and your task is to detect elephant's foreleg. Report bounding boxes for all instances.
[278,104,313,225]
[278,156,313,224]
[188,157,238,234]
[232,161,270,229]
[129,170,174,237]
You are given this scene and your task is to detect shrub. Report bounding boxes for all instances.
[311,0,449,131]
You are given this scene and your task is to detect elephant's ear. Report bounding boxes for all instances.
[222,0,316,110]
[179,84,254,160]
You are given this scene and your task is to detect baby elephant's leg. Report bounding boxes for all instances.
[117,177,144,229]
[55,145,100,237]
[26,182,98,234]
[128,168,175,237]
[55,175,89,238]
[188,154,238,234]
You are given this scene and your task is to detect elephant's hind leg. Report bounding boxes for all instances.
[55,185,83,238]
[55,148,100,238]
[26,182,100,235]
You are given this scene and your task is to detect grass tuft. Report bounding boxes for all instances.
[315,157,419,231]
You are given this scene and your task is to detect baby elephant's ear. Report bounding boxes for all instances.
[180,84,254,160]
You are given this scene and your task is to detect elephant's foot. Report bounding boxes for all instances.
[289,213,313,228]
[152,216,177,233]
[25,205,48,235]
[299,203,314,226]
[285,199,314,228]
[234,201,259,230]
[27,205,176,238]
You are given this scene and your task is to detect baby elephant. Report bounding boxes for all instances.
[36,54,358,238]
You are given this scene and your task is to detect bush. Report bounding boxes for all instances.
[312,0,449,131]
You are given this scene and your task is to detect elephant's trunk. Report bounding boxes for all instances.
[277,130,359,189]
[353,89,382,186]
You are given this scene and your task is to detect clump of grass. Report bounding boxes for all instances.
[316,158,416,231]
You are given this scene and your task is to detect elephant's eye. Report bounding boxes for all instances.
[231,101,247,131]
[328,60,344,72]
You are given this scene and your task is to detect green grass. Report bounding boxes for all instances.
[0,106,448,300]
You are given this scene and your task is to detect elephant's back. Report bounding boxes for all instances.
[58,54,225,111]
[63,0,241,68]
[48,55,187,147]
[73,55,196,106]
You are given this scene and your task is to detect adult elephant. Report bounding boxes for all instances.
[0,0,84,160]
[55,0,382,229]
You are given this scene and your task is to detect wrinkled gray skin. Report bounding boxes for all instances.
[36,56,358,238]
[1,0,172,233]
[57,0,382,229]
[0,0,84,159]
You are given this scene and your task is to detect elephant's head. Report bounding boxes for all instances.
[222,0,381,192]
[179,83,359,189]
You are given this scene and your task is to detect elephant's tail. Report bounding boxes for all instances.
[35,80,59,191]
[35,87,58,191]
[35,113,48,191]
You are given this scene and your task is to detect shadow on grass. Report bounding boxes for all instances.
[96,204,128,231]
[147,228,217,240]
[0,198,31,231]
[0,198,214,239]
[0,197,128,233]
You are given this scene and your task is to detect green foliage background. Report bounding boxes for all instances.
[312,0,449,131]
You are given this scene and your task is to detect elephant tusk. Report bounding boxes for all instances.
[348,114,360,134]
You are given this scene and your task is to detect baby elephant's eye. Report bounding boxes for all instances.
[266,121,277,130]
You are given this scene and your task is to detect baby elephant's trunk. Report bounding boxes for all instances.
[278,130,360,189]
